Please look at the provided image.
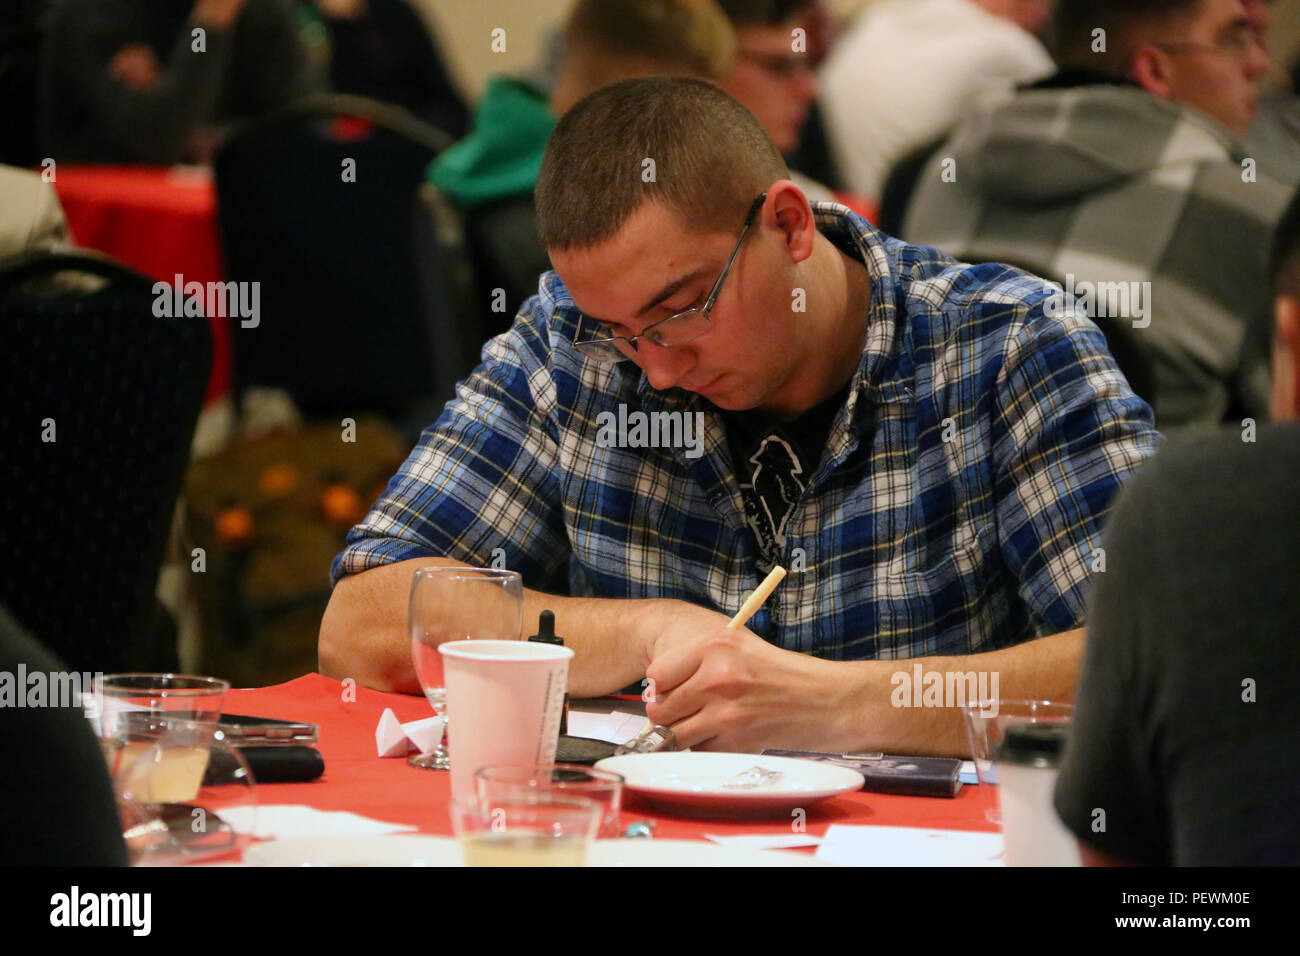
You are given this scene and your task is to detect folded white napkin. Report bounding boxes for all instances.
[374,708,445,757]
[223,805,417,840]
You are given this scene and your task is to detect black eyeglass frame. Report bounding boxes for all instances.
[574,192,768,363]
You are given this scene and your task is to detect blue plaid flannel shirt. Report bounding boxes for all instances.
[332,204,1162,660]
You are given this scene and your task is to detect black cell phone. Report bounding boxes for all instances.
[218,713,318,745]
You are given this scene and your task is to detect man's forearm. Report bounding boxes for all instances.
[318,557,692,697]
[828,628,1085,756]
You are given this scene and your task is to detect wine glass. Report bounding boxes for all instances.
[408,566,523,770]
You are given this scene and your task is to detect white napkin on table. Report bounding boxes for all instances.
[704,833,824,850]
[374,707,445,757]
[222,805,417,840]
[814,824,1004,866]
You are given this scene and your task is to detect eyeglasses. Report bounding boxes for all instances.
[738,49,813,79]
[1152,22,1258,59]
[573,193,767,364]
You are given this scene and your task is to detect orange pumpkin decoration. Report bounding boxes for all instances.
[321,483,364,528]
[215,506,254,547]
[259,462,298,499]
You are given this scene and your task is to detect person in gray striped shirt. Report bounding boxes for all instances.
[905,0,1289,431]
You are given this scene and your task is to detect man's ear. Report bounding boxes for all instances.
[768,180,816,263]
[1128,46,1175,99]
[1271,295,1300,422]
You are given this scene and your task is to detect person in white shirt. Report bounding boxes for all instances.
[0,164,68,259]
[820,0,1054,201]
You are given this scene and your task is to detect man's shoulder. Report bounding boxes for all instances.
[1121,423,1300,510]
[893,244,1056,337]
[823,201,1042,311]
[955,83,1240,169]
[1098,424,1299,577]
[845,0,1049,64]
[484,272,629,404]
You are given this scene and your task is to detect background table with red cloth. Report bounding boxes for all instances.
[51,164,231,405]
[222,673,999,850]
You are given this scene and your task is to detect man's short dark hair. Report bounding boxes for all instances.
[535,77,789,252]
[1270,186,1300,299]
[716,0,811,26]
[1052,0,1204,73]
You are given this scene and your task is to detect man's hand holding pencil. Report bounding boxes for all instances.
[638,567,865,753]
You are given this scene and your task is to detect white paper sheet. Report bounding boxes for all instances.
[223,805,418,840]
[566,711,647,745]
[704,833,824,850]
[814,824,1004,867]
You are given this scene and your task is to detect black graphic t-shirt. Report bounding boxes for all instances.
[724,382,850,571]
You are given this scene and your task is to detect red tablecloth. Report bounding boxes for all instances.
[51,164,231,404]
[220,673,998,849]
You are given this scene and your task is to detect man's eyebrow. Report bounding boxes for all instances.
[581,269,711,328]
[635,269,711,317]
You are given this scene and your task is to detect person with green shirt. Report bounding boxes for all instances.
[428,0,736,324]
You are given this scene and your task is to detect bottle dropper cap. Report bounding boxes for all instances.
[528,609,562,645]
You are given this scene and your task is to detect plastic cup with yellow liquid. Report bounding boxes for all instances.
[450,793,601,867]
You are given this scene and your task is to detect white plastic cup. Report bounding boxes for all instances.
[999,763,1081,866]
[439,640,574,804]
[995,722,1081,866]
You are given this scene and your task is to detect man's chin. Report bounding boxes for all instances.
[703,390,766,413]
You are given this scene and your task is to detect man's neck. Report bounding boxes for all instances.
[760,235,871,420]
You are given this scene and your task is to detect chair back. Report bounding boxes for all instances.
[0,251,211,671]
[878,136,947,238]
[214,95,459,421]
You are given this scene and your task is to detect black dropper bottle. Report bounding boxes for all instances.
[528,610,568,734]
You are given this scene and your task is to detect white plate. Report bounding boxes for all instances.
[242,835,823,867]
[594,752,864,816]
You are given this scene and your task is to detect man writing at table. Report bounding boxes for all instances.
[320,78,1161,757]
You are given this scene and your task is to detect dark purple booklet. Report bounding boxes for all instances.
[761,749,963,798]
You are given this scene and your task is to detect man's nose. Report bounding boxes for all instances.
[1246,39,1270,79]
[637,340,696,391]
[794,66,818,102]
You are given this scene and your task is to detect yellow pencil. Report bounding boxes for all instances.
[725,565,787,630]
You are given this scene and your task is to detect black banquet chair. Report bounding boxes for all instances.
[0,250,211,672]
[214,94,470,431]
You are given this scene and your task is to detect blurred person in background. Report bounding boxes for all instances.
[428,0,736,319]
[1053,184,1300,865]
[820,0,1054,202]
[904,0,1288,431]
[716,0,839,198]
[0,163,68,258]
[38,0,319,164]
[1243,0,1300,186]
[301,0,469,138]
